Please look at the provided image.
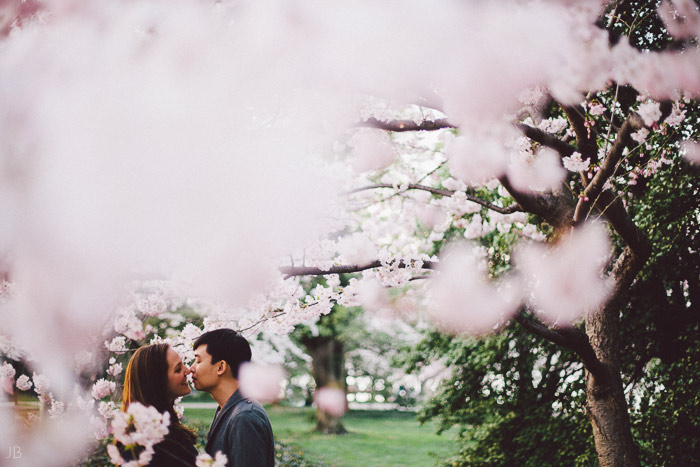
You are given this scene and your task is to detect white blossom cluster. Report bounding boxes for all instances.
[92,379,117,401]
[562,152,590,172]
[107,402,170,467]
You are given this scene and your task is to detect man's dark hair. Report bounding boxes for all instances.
[193,328,251,379]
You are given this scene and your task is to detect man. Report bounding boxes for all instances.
[191,329,275,467]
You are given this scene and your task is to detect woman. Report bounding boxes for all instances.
[122,343,198,467]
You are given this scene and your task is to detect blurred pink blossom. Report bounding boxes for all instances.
[349,129,397,173]
[314,386,347,418]
[0,0,44,37]
[336,234,378,266]
[515,222,612,325]
[682,140,700,164]
[356,278,390,313]
[416,204,448,229]
[238,362,286,403]
[507,148,566,193]
[447,135,509,187]
[657,0,700,39]
[428,243,518,335]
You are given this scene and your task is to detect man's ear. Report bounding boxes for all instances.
[216,360,228,376]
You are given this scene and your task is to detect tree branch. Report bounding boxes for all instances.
[562,105,599,163]
[279,259,436,279]
[595,190,652,260]
[498,175,575,230]
[514,309,608,381]
[516,123,578,158]
[357,117,456,132]
[573,113,645,224]
[349,183,521,214]
[575,101,673,224]
[585,245,648,387]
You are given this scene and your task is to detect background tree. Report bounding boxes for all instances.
[290,274,421,434]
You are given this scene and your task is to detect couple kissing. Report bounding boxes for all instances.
[121,329,275,467]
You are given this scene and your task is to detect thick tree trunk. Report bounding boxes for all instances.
[584,250,641,467]
[585,318,639,466]
[301,336,348,434]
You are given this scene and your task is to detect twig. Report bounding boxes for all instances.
[357,117,456,132]
[349,183,521,214]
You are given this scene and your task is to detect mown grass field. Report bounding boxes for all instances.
[185,405,457,467]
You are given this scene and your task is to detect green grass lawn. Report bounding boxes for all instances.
[185,405,456,467]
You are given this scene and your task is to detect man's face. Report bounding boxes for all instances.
[191,344,219,393]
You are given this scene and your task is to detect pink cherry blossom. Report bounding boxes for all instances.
[588,103,606,116]
[562,152,590,172]
[92,379,116,400]
[32,373,50,395]
[631,128,650,144]
[105,336,128,353]
[15,374,32,391]
[111,402,170,448]
[637,101,662,126]
[0,361,14,394]
[107,362,123,378]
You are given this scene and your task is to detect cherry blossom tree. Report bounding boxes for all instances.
[1,1,699,466]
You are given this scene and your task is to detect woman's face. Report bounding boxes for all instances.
[166,347,191,401]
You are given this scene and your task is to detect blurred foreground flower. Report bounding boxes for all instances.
[428,243,518,335]
[238,362,286,403]
[314,386,348,418]
[107,402,170,466]
[516,222,612,325]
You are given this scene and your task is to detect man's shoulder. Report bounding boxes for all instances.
[228,398,272,425]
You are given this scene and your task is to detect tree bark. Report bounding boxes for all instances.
[584,249,642,467]
[301,336,348,434]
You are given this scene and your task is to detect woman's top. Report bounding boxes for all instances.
[148,431,198,467]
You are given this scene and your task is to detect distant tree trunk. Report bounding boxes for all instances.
[585,250,641,467]
[301,335,348,434]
